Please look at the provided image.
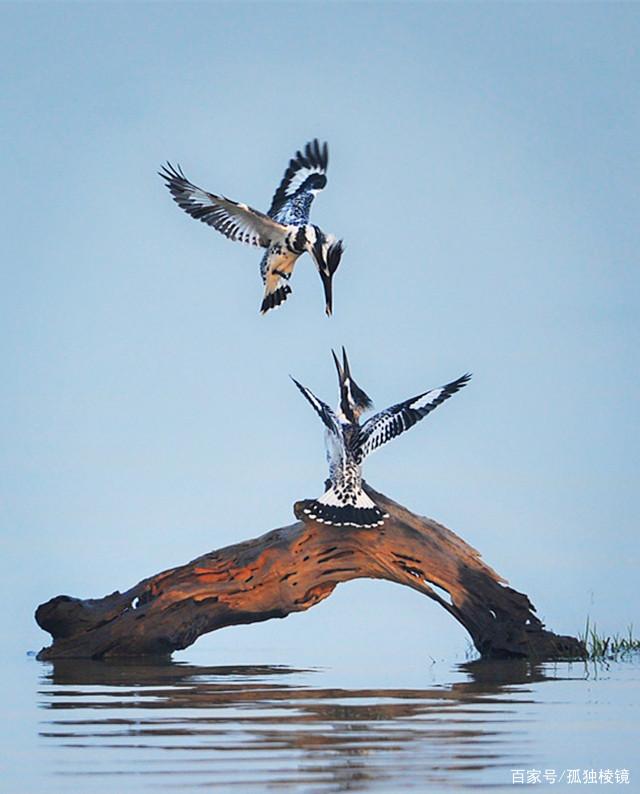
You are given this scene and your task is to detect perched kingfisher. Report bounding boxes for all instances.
[292,349,471,528]
[159,140,343,315]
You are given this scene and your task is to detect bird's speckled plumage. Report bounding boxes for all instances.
[159,140,342,315]
[293,349,471,529]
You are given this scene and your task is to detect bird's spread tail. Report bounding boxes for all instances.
[299,487,388,529]
[260,283,292,314]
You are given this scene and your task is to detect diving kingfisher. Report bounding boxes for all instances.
[159,140,343,315]
[292,349,471,528]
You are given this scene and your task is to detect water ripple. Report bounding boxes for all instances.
[36,658,635,792]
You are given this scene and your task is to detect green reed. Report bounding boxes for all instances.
[579,618,640,661]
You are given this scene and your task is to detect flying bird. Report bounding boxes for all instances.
[292,349,471,529]
[159,140,343,315]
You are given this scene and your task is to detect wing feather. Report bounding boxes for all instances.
[353,374,471,462]
[269,139,329,218]
[160,163,287,248]
[291,377,341,437]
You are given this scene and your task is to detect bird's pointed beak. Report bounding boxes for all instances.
[331,349,343,382]
[320,270,334,317]
[314,238,343,318]
[342,347,352,380]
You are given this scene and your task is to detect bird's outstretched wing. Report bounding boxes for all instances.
[160,163,288,248]
[291,377,341,437]
[353,374,471,462]
[268,140,329,219]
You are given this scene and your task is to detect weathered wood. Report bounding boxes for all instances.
[35,486,585,661]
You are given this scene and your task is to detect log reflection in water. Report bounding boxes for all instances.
[37,658,557,790]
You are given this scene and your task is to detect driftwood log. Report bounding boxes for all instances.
[35,486,585,661]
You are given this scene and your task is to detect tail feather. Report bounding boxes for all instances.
[299,487,388,529]
[260,283,292,314]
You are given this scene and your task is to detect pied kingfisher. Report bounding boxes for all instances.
[159,140,343,315]
[292,349,471,529]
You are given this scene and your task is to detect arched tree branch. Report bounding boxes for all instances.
[35,486,585,661]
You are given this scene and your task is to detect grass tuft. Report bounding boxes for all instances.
[579,618,640,661]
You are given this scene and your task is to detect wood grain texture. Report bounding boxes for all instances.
[35,486,585,660]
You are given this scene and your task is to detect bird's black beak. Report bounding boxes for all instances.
[332,349,343,382]
[332,347,352,420]
[340,345,372,412]
[341,346,352,380]
[317,239,343,317]
[320,270,334,317]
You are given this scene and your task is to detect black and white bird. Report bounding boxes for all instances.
[292,349,471,528]
[159,140,343,315]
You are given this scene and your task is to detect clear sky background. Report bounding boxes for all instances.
[1,2,638,664]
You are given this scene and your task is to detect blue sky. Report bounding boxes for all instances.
[1,2,638,662]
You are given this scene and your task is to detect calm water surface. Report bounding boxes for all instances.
[7,652,639,792]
